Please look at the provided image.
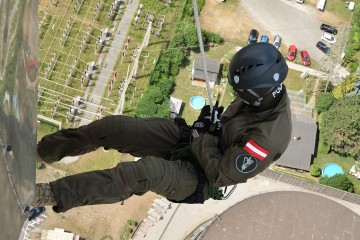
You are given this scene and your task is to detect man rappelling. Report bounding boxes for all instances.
[32,43,292,213]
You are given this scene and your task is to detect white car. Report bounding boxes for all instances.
[321,33,336,44]
[296,0,304,3]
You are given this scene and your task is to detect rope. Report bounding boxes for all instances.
[191,0,214,111]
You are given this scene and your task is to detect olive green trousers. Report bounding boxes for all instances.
[38,115,208,213]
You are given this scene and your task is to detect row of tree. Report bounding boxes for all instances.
[316,93,360,158]
[344,4,360,72]
[134,0,223,118]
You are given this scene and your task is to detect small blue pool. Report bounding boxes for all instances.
[190,96,205,110]
[322,163,344,177]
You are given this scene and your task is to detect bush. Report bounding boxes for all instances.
[36,162,45,169]
[309,165,321,177]
[319,174,354,192]
[126,219,138,226]
[315,92,335,114]
[321,95,360,157]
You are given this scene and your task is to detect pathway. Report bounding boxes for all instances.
[79,0,140,126]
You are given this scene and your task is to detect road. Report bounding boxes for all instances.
[79,0,140,126]
[242,0,327,61]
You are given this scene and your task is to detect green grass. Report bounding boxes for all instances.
[325,0,359,22]
[284,69,305,92]
[37,121,60,140]
[313,152,360,194]
[53,148,122,175]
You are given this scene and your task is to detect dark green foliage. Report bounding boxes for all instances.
[343,4,360,72]
[321,95,360,157]
[319,174,354,193]
[126,219,138,226]
[146,86,166,104]
[315,92,336,114]
[36,162,45,169]
[202,30,224,44]
[309,165,321,177]
[136,98,159,117]
[158,77,175,94]
[178,20,198,47]
[184,0,206,16]
[135,0,223,118]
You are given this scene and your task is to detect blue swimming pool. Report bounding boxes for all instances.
[190,96,205,110]
[322,163,344,177]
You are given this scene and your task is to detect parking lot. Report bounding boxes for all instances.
[241,0,335,62]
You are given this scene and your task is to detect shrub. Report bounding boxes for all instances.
[321,95,360,157]
[36,162,45,169]
[309,165,321,177]
[319,174,354,192]
[315,92,335,114]
[126,219,138,226]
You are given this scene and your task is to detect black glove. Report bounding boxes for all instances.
[192,105,212,135]
[192,104,224,136]
[174,117,192,143]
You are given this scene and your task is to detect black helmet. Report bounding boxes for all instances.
[228,42,288,107]
[228,42,288,89]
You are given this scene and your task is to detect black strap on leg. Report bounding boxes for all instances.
[167,168,207,204]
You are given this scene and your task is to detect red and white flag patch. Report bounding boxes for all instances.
[243,139,269,161]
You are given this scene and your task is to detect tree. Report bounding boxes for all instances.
[321,95,360,157]
[315,92,336,114]
[332,73,359,99]
[318,174,354,193]
[309,165,321,177]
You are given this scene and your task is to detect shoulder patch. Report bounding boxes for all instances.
[243,139,269,161]
[235,154,258,173]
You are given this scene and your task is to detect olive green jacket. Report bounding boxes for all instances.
[191,91,292,187]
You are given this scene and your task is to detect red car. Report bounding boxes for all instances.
[287,45,297,61]
[300,50,311,66]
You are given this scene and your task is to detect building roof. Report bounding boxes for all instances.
[200,191,360,240]
[275,114,317,171]
[169,97,182,114]
[192,55,220,82]
[41,228,80,240]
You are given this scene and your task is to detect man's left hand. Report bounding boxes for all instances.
[192,105,224,136]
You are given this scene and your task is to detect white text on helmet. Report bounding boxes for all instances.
[272,83,283,98]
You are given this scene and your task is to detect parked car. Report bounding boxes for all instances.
[27,206,45,221]
[287,45,297,61]
[321,33,336,44]
[247,29,259,45]
[260,35,269,43]
[316,0,326,11]
[272,35,282,49]
[296,0,304,3]
[300,50,311,66]
[316,41,331,54]
[320,23,338,35]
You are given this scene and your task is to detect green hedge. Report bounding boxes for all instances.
[343,4,360,72]
[319,174,354,193]
[135,0,223,118]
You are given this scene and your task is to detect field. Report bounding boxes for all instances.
[36,0,359,239]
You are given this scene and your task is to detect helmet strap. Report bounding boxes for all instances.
[247,89,263,107]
